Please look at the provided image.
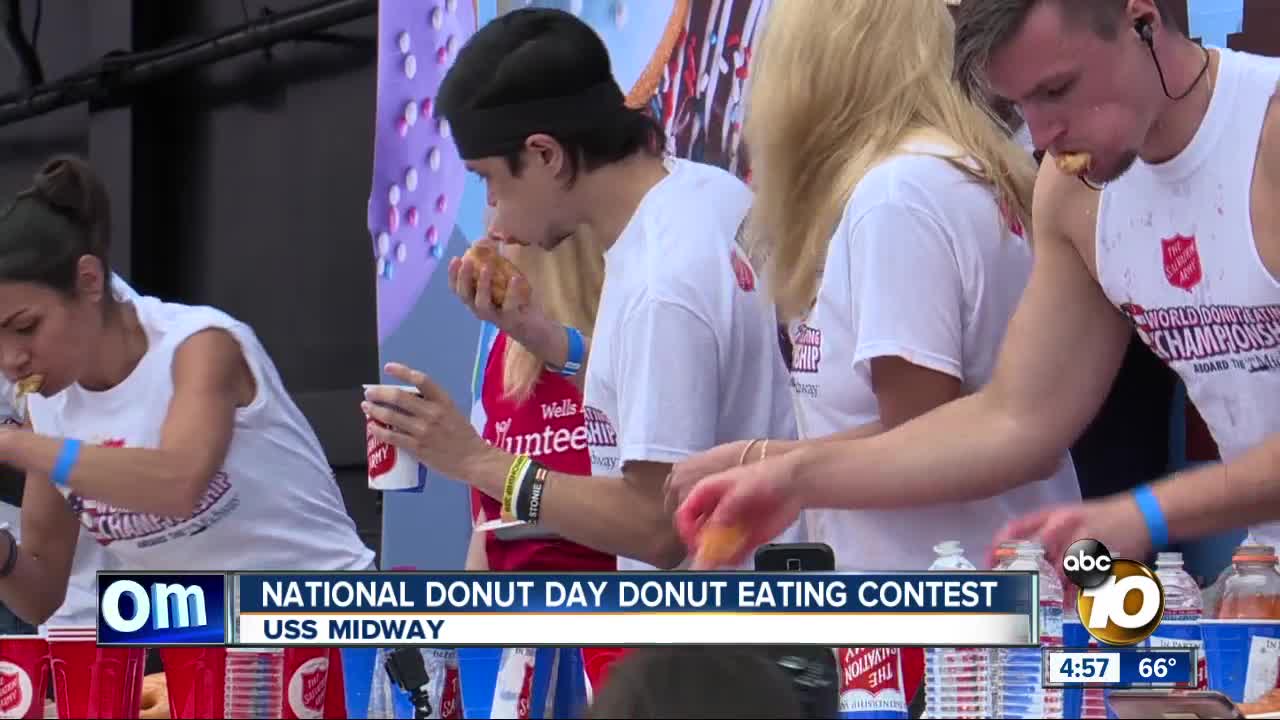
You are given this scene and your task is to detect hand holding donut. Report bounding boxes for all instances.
[448,237,564,358]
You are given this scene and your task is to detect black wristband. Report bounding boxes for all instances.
[512,458,542,520]
[0,529,17,579]
[515,462,547,523]
[525,467,547,524]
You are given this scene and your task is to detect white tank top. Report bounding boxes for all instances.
[27,296,375,571]
[1096,47,1280,541]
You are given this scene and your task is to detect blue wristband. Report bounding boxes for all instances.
[1132,484,1169,550]
[51,439,82,488]
[550,326,585,377]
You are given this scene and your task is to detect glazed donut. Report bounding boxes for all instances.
[15,374,42,398]
[463,244,524,309]
[695,525,749,568]
[1054,152,1092,176]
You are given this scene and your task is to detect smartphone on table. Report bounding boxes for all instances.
[753,542,836,572]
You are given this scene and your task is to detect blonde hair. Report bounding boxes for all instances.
[501,229,605,402]
[743,0,1038,321]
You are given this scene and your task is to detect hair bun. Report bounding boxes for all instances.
[30,155,111,251]
[33,156,100,224]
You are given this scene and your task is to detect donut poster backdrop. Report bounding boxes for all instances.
[369,0,478,344]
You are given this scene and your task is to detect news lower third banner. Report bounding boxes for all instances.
[97,571,1038,647]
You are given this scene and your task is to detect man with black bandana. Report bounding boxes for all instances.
[363,8,800,571]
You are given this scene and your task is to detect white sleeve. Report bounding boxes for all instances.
[848,203,965,380]
[110,273,139,301]
[613,298,720,464]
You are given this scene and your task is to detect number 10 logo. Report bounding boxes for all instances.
[1063,539,1166,646]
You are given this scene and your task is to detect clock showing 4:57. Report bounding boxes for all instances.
[1047,652,1121,684]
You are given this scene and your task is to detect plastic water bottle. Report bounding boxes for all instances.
[366,648,396,719]
[224,647,284,719]
[987,541,1019,717]
[998,541,1063,719]
[1153,552,1207,688]
[924,541,989,719]
[1156,552,1204,620]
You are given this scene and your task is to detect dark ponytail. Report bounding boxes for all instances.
[0,155,113,296]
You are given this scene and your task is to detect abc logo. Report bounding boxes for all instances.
[1063,538,1164,646]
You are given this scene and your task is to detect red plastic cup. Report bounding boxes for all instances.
[159,647,227,719]
[582,648,630,695]
[163,647,348,719]
[282,647,335,720]
[0,635,49,719]
[47,627,144,720]
[322,648,348,720]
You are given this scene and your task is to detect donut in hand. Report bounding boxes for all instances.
[463,244,524,309]
[695,525,749,568]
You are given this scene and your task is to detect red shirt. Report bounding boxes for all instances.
[473,332,615,572]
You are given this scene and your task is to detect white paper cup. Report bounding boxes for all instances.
[364,384,426,492]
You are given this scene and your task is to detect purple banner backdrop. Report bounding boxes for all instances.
[369,0,477,343]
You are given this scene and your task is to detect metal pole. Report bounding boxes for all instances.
[0,0,377,127]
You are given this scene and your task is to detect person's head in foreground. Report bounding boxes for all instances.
[587,646,818,719]
[955,0,1187,183]
[743,0,1036,321]
[435,7,665,250]
[0,156,120,397]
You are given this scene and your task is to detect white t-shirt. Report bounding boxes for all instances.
[0,275,137,629]
[792,145,1080,571]
[585,157,802,571]
[27,295,375,572]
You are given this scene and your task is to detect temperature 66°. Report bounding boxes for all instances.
[1139,657,1176,679]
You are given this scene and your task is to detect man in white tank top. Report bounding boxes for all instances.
[672,0,1280,568]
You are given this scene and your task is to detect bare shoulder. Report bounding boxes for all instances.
[1261,83,1280,189]
[1250,81,1280,282]
[1030,158,1103,277]
[171,328,256,406]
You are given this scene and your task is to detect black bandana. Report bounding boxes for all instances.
[443,82,629,160]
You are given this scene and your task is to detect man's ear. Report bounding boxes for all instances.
[525,133,568,178]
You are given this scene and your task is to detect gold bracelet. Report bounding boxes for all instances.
[760,439,770,462]
[738,439,762,466]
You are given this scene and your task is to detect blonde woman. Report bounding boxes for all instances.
[459,230,611,572]
[453,229,629,691]
[669,0,1081,570]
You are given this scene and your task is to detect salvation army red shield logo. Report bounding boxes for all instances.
[837,647,908,716]
[286,656,329,719]
[0,664,32,718]
[300,667,327,713]
[1161,234,1202,291]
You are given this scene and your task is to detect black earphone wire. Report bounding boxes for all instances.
[1146,30,1212,101]
[1078,21,1212,191]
